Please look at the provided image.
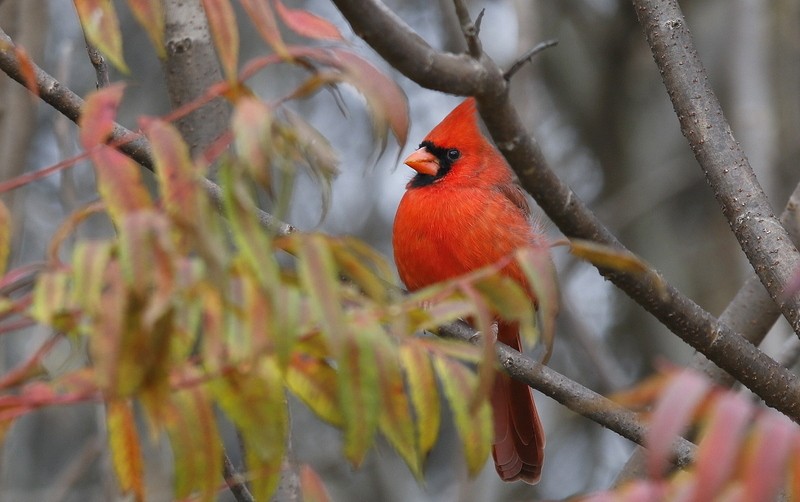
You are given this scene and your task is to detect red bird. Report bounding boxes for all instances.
[392,98,550,484]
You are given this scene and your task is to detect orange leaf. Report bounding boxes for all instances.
[646,370,711,478]
[300,465,332,502]
[106,399,145,501]
[90,145,153,224]
[273,0,343,41]
[79,83,125,149]
[13,45,38,97]
[73,0,129,72]
[239,0,288,57]
[126,0,165,57]
[201,0,239,81]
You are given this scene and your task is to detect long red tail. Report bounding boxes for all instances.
[491,321,545,484]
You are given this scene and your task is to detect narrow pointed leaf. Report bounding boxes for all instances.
[690,392,752,502]
[433,355,492,476]
[106,399,145,501]
[400,341,440,459]
[166,386,222,502]
[274,0,344,41]
[73,0,129,72]
[0,200,10,275]
[12,46,38,97]
[91,145,153,224]
[79,83,125,149]
[646,370,711,478]
[147,119,203,224]
[295,234,344,338]
[375,335,418,476]
[239,0,288,57]
[71,240,114,313]
[740,412,794,502]
[570,239,666,299]
[126,0,165,57]
[516,246,559,362]
[201,0,239,81]
[286,353,342,426]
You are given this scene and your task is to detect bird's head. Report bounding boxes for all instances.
[404,98,507,189]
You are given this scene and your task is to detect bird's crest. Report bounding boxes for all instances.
[424,98,484,150]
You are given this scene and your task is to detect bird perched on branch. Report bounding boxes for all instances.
[392,98,552,484]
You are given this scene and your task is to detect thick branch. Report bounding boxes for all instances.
[331,0,800,421]
[632,0,800,337]
[440,321,696,467]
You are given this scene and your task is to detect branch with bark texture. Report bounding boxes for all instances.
[330,0,800,421]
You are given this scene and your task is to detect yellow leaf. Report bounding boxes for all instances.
[0,199,11,275]
[106,399,145,501]
[73,0,129,72]
[400,341,440,459]
[286,353,342,426]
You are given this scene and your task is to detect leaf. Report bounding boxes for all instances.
[70,240,114,313]
[690,392,753,502]
[375,335,419,477]
[516,246,559,362]
[646,370,711,478]
[73,0,129,72]
[433,355,492,476]
[30,270,76,332]
[106,399,145,502]
[338,310,380,465]
[286,353,342,426]
[239,0,288,57]
[12,45,38,97]
[458,283,496,414]
[400,341,440,460]
[328,236,388,303]
[126,0,165,58]
[210,361,287,500]
[90,145,153,225]
[300,465,333,502]
[231,97,274,188]
[166,386,222,502]
[740,411,794,502]
[147,119,203,224]
[201,0,239,81]
[79,83,125,149]
[295,234,344,338]
[0,200,10,276]
[570,239,667,299]
[273,0,344,41]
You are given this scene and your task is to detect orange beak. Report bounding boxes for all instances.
[404,147,439,176]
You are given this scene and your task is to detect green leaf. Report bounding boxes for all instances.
[286,353,342,426]
[337,310,380,466]
[166,386,222,502]
[147,119,203,224]
[30,270,75,331]
[295,234,345,338]
[71,240,114,314]
[106,399,145,501]
[210,360,287,500]
[73,0,129,72]
[375,335,418,477]
[433,355,492,477]
[516,246,559,362]
[0,200,11,276]
[400,341,440,459]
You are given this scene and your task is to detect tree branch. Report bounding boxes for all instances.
[631,0,800,337]
[330,0,800,421]
[439,320,696,467]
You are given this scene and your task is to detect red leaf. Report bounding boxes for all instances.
[300,465,332,502]
[740,412,795,502]
[689,392,752,502]
[90,145,153,224]
[13,46,38,97]
[201,0,239,81]
[79,83,125,149]
[273,0,343,41]
[646,370,711,478]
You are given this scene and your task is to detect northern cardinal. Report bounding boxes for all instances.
[392,98,550,484]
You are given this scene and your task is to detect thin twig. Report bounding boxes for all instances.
[223,453,255,502]
[452,0,483,58]
[504,39,559,80]
[83,39,110,89]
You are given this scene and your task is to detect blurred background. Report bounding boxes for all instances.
[1,0,799,500]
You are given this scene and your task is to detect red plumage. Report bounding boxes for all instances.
[392,98,549,484]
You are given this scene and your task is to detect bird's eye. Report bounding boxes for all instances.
[446,149,461,161]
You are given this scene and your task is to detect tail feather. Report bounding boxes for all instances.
[491,322,545,484]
